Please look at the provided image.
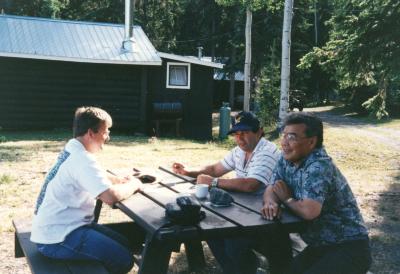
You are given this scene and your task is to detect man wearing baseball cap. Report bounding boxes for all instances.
[173,111,280,194]
[172,111,290,274]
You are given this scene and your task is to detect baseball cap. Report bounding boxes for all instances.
[228,111,260,134]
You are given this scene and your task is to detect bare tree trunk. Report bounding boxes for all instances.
[243,8,252,112]
[314,0,321,103]
[314,0,318,46]
[211,3,216,62]
[278,0,294,127]
[229,47,236,109]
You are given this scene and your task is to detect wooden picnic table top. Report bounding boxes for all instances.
[115,167,304,240]
[113,167,305,274]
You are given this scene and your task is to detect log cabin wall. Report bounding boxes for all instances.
[0,56,143,131]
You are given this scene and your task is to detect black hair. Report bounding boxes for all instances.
[283,112,323,148]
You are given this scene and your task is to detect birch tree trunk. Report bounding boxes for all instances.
[278,0,294,127]
[229,47,236,109]
[243,8,252,112]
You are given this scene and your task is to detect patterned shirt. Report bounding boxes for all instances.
[35,150,70,214]
[272,147,369,246]
[221,137,280,194]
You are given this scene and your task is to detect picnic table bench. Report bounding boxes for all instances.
[13,218,110,274]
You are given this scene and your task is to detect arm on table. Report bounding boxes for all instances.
[199,176,262,193]
[273,180,322,221]
[260,185,282,220]
[99,177,143,206]
[106,172,132,185]
[187,162,261,192]
[172,162,228,179]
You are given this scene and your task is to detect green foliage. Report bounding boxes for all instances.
[1,0,66,18]
[39,0,64,18]
[60,0,124,22]
[0,174,13,185]
[299,0,400,118]
[255,41,281,126]
[216,0,269,11]
[362,90,389,120]
[387,86,400,116]
[0,126,5,143]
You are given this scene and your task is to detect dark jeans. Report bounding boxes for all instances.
[284,238,372,274]
[37,223,134,274]
[207,225,292,274]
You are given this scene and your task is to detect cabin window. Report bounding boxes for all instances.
[166,62,191,89]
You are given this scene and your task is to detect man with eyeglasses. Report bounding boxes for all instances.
[261,112,371,274]
[172,111,290,274]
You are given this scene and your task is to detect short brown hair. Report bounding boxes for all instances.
[73,107,112,138]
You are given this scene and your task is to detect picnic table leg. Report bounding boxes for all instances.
[184,240,206,271]
[138,235,173,274]
[15,232,24,258]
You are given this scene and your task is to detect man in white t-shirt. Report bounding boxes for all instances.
[172,112,290,274]
[31,107,142,274]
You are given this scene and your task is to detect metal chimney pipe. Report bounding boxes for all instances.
[122,0,134,51]
[197,46,203,60]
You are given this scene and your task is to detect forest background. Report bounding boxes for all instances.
[1,0,399,124]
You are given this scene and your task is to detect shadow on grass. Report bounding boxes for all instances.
[0,129,234,151]
[369,169,400,273]
[0,142,64,162]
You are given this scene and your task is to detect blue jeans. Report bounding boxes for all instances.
[37,223,134,274]
[207,226,292,274]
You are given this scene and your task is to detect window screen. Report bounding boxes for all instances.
[169,65,188,86]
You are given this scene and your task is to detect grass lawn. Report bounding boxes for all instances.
[1,107,399,273]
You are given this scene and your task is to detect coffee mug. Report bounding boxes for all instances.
[195,184,209,199]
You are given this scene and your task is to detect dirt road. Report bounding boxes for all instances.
[308,105,400,150]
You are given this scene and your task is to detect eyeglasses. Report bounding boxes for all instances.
[280,132,309,143]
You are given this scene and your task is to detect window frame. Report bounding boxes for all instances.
[166,62,191,89]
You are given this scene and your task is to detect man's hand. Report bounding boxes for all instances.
[272,180,292,202]
[120,175,133,184]
[196,174,213,186]
[107,172,134,185]
[172,162,188,175]
[261,200,281,220]
[130,178,143,193]
[99,177,143,205]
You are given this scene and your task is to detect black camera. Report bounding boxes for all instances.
[165,195,205,225]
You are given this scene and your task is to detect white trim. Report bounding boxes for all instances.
[158,52,224,69]
[0,52,162,66]
[166,62,191,89]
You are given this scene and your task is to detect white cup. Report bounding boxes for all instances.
[195,184,209,199]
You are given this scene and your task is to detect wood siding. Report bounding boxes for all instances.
[148,59,213,140]
[0,57,143,130]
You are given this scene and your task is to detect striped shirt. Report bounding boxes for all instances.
[221,137,280,193]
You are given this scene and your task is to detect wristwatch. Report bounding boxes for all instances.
[285,197,294,204]
[211,177,219,188]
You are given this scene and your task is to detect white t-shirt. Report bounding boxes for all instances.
[31,139,111,244]
[220,137,280,193]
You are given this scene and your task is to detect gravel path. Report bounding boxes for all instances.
[306,106,400,149]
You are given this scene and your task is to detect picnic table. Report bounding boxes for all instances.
[114,167,305,274]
